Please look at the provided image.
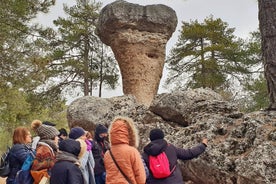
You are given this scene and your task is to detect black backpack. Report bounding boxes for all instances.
[0,147,11,177]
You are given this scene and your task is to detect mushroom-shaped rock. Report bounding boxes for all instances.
[96,0,177,106]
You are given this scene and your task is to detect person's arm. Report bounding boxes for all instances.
[132,150,146,184]
[176,138,208,160]
[14,145,29,165]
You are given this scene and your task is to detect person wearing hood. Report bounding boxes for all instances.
[92,124,109,184]
[142,128,208,184]
[50,138,84,184]
[30,119,60,184]
[69,127,96,184]
[104,116,146,184]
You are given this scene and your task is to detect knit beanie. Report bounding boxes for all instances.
[95,124,108,135]
[150,128,165,141]
[31,120,59,140]
[59,138,81,157]
[69,127,86,139]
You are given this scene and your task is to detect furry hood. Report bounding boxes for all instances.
[108,116,139,148]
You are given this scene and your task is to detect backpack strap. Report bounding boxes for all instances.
[109,149,132,184]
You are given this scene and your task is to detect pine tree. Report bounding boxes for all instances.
[165,16,252,92]
[44,0,119,98]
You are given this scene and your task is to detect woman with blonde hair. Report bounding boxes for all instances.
[104,116,146,184]
[6,127,32,184]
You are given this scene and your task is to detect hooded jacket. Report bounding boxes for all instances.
[143,139,206,184]
[104,117,146,184]
[92,128,109,175]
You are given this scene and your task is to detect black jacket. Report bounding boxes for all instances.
[50,160,83,184]
[92,134,109,175]
[142,139,206,184]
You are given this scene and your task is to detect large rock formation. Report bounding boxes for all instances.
[96,0,177,106]
[67,88,276,184]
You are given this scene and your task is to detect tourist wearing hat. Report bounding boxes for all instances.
[50,138,84,184]
[30,119,59,184]
[42,121,56,126]
[92,124,109,184]
[58,128,68,143]
[142,128,208,184]
[104,116,146,184]
[69,127,96,184]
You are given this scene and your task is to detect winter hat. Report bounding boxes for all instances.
[95,124,108,135]
[31,120,59,140]
[76,139,87,159]
[58,128,68,137]
[69,127,86,139]
[59,138,81,157]
[42,121,56,126]
[149,128,165,141]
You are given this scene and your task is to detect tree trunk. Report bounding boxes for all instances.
[258,0,276,110]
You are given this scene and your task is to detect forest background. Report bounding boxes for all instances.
[0,0,262,151]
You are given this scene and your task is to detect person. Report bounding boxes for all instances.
[42,121,56,126]
[104,116,146,184]
[6,127,33,184]
[92,124,109,184]
[69,127,96,184]
[30,119,59,184]
[50,138,85,184]
[58,128,68,142]
[142,128,208,184]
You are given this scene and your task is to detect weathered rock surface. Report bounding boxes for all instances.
[96,0,177,106]
[67,88,275,184]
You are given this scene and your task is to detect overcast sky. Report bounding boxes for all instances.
[35,0,259,99]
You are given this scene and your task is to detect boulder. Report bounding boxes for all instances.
[67,88,275,184]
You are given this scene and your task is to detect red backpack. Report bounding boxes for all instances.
[149,152,176,179]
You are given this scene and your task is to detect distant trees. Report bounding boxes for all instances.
[0,0,67,149]
[165,16,266,111]
[43,0,119,98]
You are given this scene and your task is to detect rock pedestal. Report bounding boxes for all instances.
[96,0,177,106]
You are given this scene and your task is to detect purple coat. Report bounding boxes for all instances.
[142,139,206,184]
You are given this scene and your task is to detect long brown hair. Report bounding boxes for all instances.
[13,127,30,144]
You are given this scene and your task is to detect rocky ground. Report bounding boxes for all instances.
[67,88,275,184]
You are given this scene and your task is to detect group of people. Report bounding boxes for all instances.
[6,116,208,184]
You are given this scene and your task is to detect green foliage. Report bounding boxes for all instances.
[41,0,119,97]
[0,0,67,150]
[165,16,255,91]
[243,75,269,112]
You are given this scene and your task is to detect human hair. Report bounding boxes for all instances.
[13,127,30,144]
[86,131,94,140]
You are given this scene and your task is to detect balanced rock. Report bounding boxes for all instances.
[96,0,177,106]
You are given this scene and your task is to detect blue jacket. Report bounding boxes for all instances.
[6,144,31,184]
[143,139,206,184]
